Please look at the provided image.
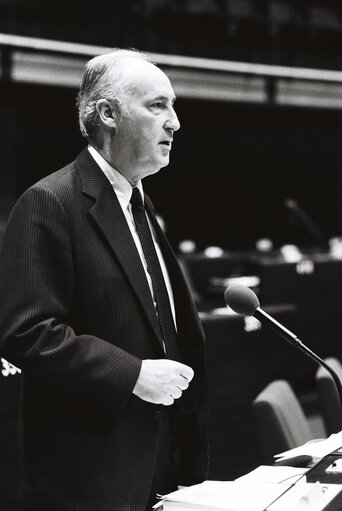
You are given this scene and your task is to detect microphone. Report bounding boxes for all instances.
[224,283,342,409]
[284,198,327,247]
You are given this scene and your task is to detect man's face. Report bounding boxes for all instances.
[110,60,180,184]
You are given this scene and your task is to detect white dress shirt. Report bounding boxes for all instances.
[88,145,177,333]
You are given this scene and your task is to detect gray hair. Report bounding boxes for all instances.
[76,48,154,139]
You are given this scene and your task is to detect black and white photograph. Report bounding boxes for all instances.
[0,2,342,510]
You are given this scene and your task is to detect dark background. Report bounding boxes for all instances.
[1,82,342,251]
[2,0,342,69]
[1,0,342,250]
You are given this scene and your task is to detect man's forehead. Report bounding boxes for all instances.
[123,59,175,98]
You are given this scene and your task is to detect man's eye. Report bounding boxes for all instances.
[151,102,163,109]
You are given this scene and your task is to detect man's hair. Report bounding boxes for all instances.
[77,48,154,139]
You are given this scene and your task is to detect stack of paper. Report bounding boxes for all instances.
[155,478,342,511]
[155,463,342,511]
[153,480,291,511]
[155,433,342,511]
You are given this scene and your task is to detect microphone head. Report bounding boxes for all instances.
[284,197,298,211]
[224,284,260,316]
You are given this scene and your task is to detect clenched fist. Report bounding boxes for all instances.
[132,359,194,406]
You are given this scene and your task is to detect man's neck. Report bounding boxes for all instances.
[89,142,141,187]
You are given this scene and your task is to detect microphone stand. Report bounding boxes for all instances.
[254,307,342,411]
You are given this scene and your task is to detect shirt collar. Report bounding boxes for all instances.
[87,145,144,210]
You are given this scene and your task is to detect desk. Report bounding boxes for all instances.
[306,452,342,510]
[157,450,342,510]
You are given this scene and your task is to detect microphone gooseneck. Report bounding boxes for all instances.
[224,283,342,411]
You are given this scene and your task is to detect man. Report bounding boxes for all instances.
[0,49,209,510]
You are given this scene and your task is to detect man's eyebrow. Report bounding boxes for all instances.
[150,95,177,104]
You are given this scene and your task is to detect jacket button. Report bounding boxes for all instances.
[153,410,162,421]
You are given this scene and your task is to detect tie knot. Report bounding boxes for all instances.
[130,187,144,210]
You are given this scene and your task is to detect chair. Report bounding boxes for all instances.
[252,379,314,464]
[316,357,342,435]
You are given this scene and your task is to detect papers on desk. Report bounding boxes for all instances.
[155,464,342,511]
[267,480,341,511]
[235,464,307,485]
[153,480,290,511]
[155,433,342,510]
[274,430,342,463]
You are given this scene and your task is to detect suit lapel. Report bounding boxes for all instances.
[75,149,163,347]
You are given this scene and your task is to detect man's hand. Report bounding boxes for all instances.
[132,359,194,406]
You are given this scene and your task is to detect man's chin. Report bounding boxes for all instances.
[148,160,170,175]
[137,157,170,180]
[159,155,170,169]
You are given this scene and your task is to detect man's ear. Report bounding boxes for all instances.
[96,99,117,129]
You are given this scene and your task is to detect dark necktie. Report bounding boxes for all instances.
[130,187,181,361]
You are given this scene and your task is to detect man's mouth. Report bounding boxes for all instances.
[159,140,172,146]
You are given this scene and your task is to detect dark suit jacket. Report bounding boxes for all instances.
[0,148,209,511]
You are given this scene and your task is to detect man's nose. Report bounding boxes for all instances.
[165,108,180,132]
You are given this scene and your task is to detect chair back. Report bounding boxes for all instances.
[316,357,342,435]
[253,379,314,464]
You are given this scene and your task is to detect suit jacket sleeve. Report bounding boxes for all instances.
[0,184,142,423]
